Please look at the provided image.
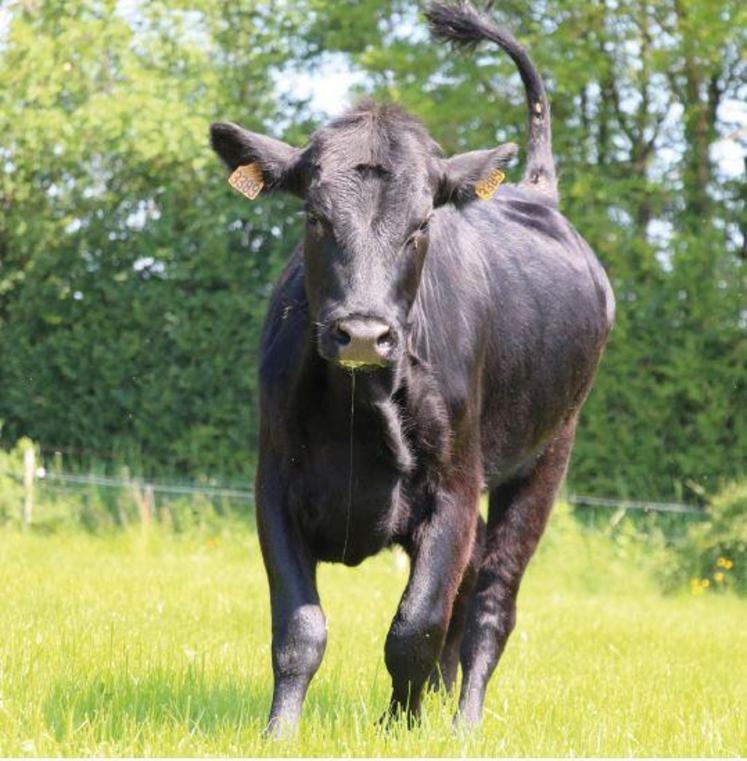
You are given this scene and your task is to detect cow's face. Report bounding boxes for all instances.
[211,103,516,372]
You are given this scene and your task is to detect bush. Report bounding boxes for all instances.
[679,481,747,594]
[567,493,746,597]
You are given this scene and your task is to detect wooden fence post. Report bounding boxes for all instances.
[22,447,35,527]
[140,484,154,532]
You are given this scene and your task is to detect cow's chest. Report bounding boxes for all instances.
[289,429,412,566]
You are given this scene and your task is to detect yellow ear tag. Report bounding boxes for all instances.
[228,162,264,200]
[475,168,505,201]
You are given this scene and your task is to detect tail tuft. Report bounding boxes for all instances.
[426,1,491,49]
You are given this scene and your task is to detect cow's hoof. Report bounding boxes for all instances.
[377,701,420,730]
[427,670,456,698]
[452,707,482,733]
[262,716,298,740]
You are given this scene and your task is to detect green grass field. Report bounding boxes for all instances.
[0,506,745,757]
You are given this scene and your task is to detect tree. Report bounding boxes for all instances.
[0,0,309,476]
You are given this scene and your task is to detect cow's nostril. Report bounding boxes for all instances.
[376,329,393,349]
[334,322,351,346]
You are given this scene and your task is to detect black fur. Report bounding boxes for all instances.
[210,0,614,736]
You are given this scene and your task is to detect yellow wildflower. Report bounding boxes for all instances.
[714,572,725,583]
[716,557,734,570]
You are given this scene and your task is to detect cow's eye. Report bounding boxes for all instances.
[407,217,432,249]
[306,210,326,232]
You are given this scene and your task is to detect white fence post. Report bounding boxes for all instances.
[22,447,35,527]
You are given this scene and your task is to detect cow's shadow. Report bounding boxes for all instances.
[40,669,380,744]
[41,672,270,743]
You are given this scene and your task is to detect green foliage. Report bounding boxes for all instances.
[0,1,307,477]
[672,481,747,593]
[1,442,252,535]
[1,0,745,499]
[32,471,246,535]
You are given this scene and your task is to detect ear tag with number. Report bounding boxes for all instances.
[475,168,505,201]
[228,162,264,200]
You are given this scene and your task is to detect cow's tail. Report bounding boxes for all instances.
[425,1,558,204]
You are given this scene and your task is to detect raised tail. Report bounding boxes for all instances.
[425,0,557,203]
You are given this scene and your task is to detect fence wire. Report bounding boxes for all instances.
[2,467,706,515]
[568,494,703,515]
[39,471,254,502]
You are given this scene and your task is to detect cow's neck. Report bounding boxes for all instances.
[330,359,414,470]
[296,329,450,477]
[292,330,416,474]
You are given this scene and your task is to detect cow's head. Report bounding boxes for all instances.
[211,103,516,372]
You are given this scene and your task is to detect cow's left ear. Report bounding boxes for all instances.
[434,142,518,206]
[210,122,306,198]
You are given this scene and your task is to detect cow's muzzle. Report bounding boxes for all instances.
[319,316,397,370]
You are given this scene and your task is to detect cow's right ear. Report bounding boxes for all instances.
[210,122,306,197]
[434,142,518,206]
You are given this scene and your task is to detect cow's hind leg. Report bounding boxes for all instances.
[457,416,578,726]
[428,516,485,695]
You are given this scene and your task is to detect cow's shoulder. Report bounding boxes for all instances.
[259,247,308,399]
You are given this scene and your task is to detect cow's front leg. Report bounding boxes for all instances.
[256,457,326,738]
[384,477,479,724]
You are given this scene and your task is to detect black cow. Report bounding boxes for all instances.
[210,0,614,736]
